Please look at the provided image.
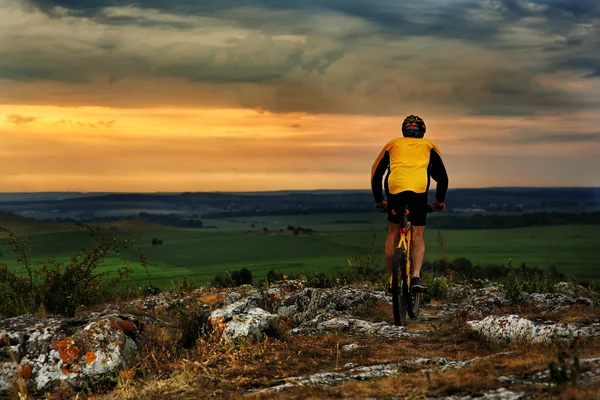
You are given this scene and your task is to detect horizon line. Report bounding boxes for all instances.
[1,185,599,195]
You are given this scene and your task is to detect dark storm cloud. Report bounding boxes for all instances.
[6,0,599,117]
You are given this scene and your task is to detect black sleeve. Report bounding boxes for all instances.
[371,151,390,203]
[430,149,448,203]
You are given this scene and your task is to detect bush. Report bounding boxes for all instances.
[422,273,453,301]
[0,224,136,317]
[239,268,253,285]
[210,272,234,288]
[211,268,253,288]
[267,269,284,283]
[346,232,385,284]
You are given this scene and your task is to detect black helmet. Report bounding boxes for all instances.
[402,115,426,138]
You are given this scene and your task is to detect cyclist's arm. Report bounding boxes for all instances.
[430,145,448,203]
[371,144,390,204]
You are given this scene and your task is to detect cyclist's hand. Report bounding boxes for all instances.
[430,199,446,212]
[375,201,387,212]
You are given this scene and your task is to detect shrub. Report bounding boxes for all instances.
[231,270,242,285]
[239,268,253,285]
[210,272,234,288]
[346,232,385,284]
[0,224,136,317]
[267,269,284,283]
[422,273,453,301]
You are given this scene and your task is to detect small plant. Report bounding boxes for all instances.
[210,272,234,288]
[587,281,600,307]
[305,271,337,288]
[0,224,136,317]
[267,268,284,283]
[503,261,524,305]
[422,273,453,301]
[436,231,450,275]
[548,338,582,391]
[138,247,160,295]
[346,231,384,284]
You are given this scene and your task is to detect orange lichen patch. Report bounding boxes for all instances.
[85,351,97,365]
[110,319,137,334]
[51,337,80,364]
[18,363,32,380]
[60,366,77,375]
[198,293,226,305]
[121,320,136,334]
[208,315,227,338]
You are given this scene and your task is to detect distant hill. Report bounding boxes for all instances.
[0,187,598,220]
[0,211,76,236]
[100,216,167,231]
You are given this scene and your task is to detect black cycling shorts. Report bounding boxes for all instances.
[387,191,428,226]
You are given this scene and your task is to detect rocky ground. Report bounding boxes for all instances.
[1,280,599,399]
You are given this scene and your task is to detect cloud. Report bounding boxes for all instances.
[55,119,116,128]
[0,0,595,117]
[6,114,37,124]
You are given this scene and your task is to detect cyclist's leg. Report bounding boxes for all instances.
[406,192,428,289]
[411,226,425,277]
[385,193,404,278]
[385,222,400,278]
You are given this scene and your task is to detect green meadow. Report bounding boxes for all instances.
[1,212,598,287]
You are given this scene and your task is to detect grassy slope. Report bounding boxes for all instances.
[2,221,598,287]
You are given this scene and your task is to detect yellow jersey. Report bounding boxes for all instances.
[371,137,448,203]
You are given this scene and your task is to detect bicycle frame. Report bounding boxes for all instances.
[390,207,413,286]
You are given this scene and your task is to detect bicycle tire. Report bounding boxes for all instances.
[407,289,422,319]
[392,248,407,326]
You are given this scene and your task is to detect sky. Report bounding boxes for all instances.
[1,0,599,192]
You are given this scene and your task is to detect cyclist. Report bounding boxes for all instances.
[371,115,448,292]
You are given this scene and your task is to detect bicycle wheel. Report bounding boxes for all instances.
[392,248,407,326]
[407,286,422,319]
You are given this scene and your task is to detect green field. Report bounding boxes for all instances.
[2,212,598,287]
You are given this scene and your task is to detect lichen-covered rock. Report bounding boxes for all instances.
[290,313,419,339]
[208,298,278,343]
[127,291,193,311]
[253,356,492,394]
[437,388,525,400]
[498,357,600,387]
[467,315,600,345]
[524,292,593,309]
[224,292,243,305]
[553,281,590,298]
[277,287,389,324]
[340,344,363,352]
[0,312,142,396]
[462,286,509,318]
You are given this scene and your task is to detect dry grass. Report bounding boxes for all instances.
[37,292,600,400]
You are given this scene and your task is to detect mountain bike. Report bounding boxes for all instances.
[388,205,434,326]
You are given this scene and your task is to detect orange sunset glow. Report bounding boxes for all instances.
[1,0,599,192]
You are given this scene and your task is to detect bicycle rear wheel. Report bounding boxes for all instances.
[392,248,407,326]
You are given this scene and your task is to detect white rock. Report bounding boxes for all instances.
[437,387,525,399]
[291,314,419,339]
[340,344,363,352]
[209,299,278,343]
[467,315,600,345]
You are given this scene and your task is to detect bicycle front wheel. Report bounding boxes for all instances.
[392,248,407,326]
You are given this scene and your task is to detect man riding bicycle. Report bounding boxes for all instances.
[371,115,449,292]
